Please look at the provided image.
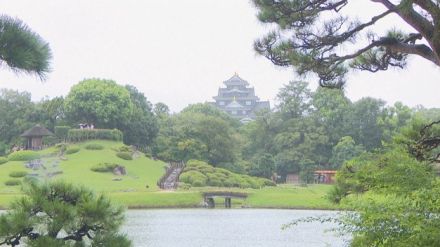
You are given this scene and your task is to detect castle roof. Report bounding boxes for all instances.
[223,73,249,86]
[225,100,244,109]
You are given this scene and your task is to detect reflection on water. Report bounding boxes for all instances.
[123,209,348,247]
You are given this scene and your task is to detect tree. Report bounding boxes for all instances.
[0,181,131,247]
[153,102,170,117]
[348,97,386,150]
[253,0,440,87]
[64,79,133,128]
[0,89,35,149]
[276,80,312,119]
[330,136,365,168]
[37,96,65,130]
[249,153,275,178]
[0,15,51,79]
[122,85,158,148]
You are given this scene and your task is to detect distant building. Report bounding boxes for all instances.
[211,73,270,123]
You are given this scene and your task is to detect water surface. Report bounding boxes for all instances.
[123,209,348,247]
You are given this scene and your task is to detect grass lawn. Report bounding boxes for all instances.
[0,141,338,210]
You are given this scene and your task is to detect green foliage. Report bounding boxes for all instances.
[64,78,133,128]
[249,153,275,178]
[65,146,80,155]
[0,89,35,148]
[0,15,52,79]
[85,143,104,150]
[7,150,40,161]
[330,136,365,169]
[153,107,238,165]
[117,145,132,153]
[67,128,123,142]
[0,157,7,165]
[91,163,120,173]
[9,171,27,178]
[336,148,434,197]
[121,85,158,148]
[180,160,275,188]
[54,126,70,140]
[338,184,440,246]
[4,179,21,186]
[0,181,131,246]
[116,152,132,160]
[252,0,440,87]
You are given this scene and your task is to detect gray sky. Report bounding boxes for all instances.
[0,0,438,112]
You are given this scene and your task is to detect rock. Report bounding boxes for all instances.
[25,160,43,170]
[112,178,122,181]
[113,165,126,176]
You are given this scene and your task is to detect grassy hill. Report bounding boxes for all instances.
[0,140,166,203]
[0,141,337,210]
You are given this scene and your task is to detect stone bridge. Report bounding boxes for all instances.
[203,191,248,208]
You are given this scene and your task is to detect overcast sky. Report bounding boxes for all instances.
[0,0,438,112]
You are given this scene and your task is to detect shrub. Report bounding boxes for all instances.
[65,146,80,155]
[5,179,21,186]
[55,143,68,153]
[8,150,40,161]
[91,163,120,173]
[85,143,104,150]
[67,129,123,142]
[180,159,276,189]
[54,126,70,140]
[0,157,8,165]
[178,182,191,190]
[9,171,28,178]
[116,152,132,160]
[179,170,208,185]
[117,145,132,152]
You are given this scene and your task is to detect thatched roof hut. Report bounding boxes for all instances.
[20,124,53,150]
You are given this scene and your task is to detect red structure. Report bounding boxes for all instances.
[314,170,337,184]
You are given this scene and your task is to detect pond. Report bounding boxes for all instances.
[123,209,348,247]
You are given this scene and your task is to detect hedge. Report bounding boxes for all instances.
[179,160,276,188]
[67,129,123,142]
[85,143,104,150]
[0,157,8,165]
[9,171,28,178]
[116,152,132,160]
[8,151,40,161]
[54,126,71,140]
[5,179,21,186]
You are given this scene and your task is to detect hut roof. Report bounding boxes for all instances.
[20,124,53,137]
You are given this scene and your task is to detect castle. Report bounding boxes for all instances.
[211,74,270,123]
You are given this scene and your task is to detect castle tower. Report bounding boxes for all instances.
[212,74,270,123]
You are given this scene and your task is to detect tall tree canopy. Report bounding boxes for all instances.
[253,0,440,87]
[64,79,133,128]
[0,15,51,79]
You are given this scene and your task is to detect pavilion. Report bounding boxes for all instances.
[20,124,54,150]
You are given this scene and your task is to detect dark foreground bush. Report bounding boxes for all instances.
[8,150,40,161]
[0,181,131,246]
[116,152,132,160]
[9,171,28,178]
